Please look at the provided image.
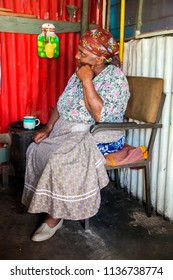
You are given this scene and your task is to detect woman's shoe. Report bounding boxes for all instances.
[31,219,63,242]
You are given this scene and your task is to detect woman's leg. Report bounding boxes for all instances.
[44,214,61,227]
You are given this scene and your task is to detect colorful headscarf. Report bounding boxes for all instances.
[79,27,119,63]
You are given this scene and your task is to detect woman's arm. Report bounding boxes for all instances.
[33,107,59,143]
[76,65,103,122]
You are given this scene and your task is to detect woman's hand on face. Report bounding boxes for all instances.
[76,64,94,83]
[32,127,50,144]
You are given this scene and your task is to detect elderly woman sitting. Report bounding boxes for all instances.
[21,27,130,242]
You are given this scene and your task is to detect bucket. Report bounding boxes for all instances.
[0,145,10,163]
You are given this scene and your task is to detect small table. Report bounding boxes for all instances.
[8,121,45,178]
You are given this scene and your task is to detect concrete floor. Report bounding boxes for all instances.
[1,177,173,260]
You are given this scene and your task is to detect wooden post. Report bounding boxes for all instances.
[136,0,144,37]
[106,0,111,31]
[80,0,89,36]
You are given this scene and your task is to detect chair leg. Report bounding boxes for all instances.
[80,219,89,230]
[144,164,152,217]
[84,219,89,230]
[114,169,120,188]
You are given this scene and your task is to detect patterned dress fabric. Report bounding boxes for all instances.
[22,65,130,220]
[58,65,129,124]
[22,118,109,220]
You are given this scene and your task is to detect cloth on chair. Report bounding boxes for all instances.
[97,136,125,155]
[104,143,148,167]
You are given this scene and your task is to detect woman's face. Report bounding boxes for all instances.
[75,46,97,67]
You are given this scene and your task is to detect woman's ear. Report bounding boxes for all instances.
[95,57,104,65]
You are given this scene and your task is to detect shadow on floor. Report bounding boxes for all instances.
[0,177,173,260]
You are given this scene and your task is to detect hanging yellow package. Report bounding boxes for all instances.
[38,23,59,58]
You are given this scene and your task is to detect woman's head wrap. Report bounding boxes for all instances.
[79,27,119,65]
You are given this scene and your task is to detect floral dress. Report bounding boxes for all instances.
[58,64,130,154]
[58,64,129,125]
[21,65,130,220]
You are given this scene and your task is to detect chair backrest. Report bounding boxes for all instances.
[125,76,164,123]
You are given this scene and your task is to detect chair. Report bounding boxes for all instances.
[84,76,165,230]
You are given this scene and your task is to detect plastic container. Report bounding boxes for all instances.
[38,23,60,58]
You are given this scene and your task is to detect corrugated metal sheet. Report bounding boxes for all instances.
[0,0,103,132]
[122,36,173,220]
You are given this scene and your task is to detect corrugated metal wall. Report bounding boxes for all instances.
[0,0,103,132]
[122,36,173,220]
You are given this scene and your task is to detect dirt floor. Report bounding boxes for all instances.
[1,177,173,260]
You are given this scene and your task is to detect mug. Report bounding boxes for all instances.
[23,116,40,130]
